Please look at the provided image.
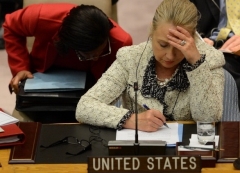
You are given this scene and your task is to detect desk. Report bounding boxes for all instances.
[0,148,238,173]
[1,122,239,173]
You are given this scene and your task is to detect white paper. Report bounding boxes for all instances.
[0,136,20,144]
[178,134,219,151]
[0,111,19,126]
[189,134,219,148]
[220,49,233,54]
[116,123,180,145]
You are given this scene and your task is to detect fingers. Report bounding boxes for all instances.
[138,109,166,132]
[10,76,22,94]
[168,26,191,43]
[221,35,240,54]
[123,110,167,132]
[167,26,201,64]
[143,116,163,131]
[9,70,33,94]
[169,26,191,39]
[229,44,240,54]
[167,27,191,50]
[221,35,239,49]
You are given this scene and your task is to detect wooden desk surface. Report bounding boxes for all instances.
[0,148,239,173]
[0,122,239,172]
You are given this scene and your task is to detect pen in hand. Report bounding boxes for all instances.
[143,104,170,128]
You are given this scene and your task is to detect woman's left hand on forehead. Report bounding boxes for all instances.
[167,26,201,65]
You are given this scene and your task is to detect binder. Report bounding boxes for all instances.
[0,123,25,147]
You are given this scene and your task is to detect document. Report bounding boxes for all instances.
[0,111,19,126]
[116,123,183,146]
[189,134,219,148]
[178,134,219,151]
[221,49,233,54]
[0,136,20,144]
[24,69,86,92]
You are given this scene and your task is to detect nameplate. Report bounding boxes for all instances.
[88,156,201,173]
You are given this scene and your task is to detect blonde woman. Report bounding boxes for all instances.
[76,0,225,132]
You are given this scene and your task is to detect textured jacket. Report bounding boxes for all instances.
[76,37,225,129]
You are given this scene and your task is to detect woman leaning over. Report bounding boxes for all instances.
[76,0,225,132]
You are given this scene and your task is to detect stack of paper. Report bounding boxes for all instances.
[0,111,24,146]
[0,111,19,126]
[116,123,183,147]
[189,134,219,147]
[178,134,219,151]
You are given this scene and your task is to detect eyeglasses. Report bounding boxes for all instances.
[75,38,111,61]
[40,136,91,156]
[89,126,108,147]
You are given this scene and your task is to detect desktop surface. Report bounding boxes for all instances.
[0,121,239,172]
[0,148,237,173]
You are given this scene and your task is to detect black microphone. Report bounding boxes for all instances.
[108,39,166,156]
[134,82,139,145]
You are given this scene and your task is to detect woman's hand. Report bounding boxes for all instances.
[9,70,33,94]
[220,35,240,56]
[123,109,166,132]
[167,26,201,65]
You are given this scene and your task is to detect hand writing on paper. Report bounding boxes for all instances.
[123,109,166,132]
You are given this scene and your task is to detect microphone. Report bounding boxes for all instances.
[134,82,139,145]
[108,39,166,156]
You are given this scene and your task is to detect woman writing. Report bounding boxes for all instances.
[76,0,225,132]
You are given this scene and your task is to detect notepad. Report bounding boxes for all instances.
[116,123,183,147]
[24,69,86,92]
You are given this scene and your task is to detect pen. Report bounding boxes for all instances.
[143,104,170,128]
[181,145,223,151]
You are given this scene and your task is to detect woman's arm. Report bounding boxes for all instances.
[3,5,40,76]
[188,42,225,122]
[76,48,131,129]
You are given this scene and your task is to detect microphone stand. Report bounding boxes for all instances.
[133,82,139,154]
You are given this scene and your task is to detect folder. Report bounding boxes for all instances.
[0,123,26,147]
[24,69,86,92]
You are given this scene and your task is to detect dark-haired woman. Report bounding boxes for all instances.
[3,3,132,94]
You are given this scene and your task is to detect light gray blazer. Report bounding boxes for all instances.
[76,37,225,129]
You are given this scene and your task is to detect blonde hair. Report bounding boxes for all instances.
[150,0,199,36]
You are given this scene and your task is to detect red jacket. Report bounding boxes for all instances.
[3,3,132,83]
